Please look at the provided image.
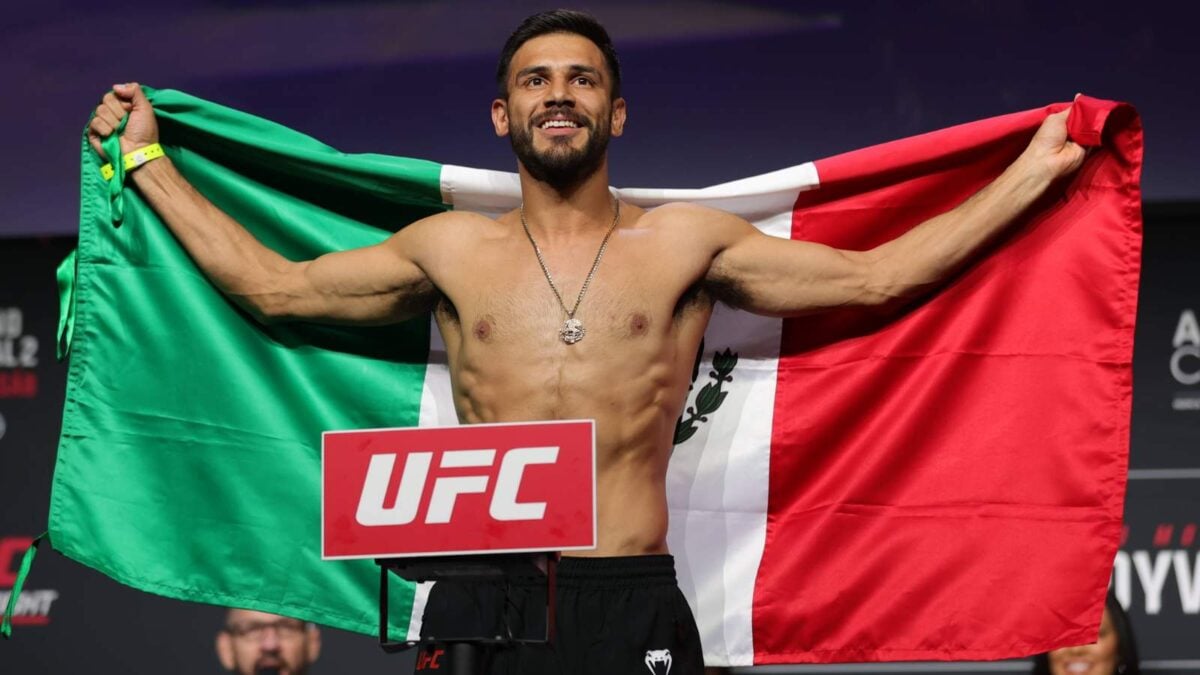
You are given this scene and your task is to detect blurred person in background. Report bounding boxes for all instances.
[1031,591,1139,675]
[216,608,322,675]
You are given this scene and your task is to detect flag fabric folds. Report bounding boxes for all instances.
[48,88,1141,666]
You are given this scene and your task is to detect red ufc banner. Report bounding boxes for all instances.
[322,420,596,559]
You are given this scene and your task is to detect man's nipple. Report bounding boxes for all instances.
[473,317,494,342]
[629,312,650,337]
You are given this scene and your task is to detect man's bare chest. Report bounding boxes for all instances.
[442,263,675,347]
[434,233,708,345]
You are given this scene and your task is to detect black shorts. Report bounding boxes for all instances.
[413,554,704,675]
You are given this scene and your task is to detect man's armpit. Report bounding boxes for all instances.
[698,274,748,312]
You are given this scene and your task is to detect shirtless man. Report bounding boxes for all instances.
[89,9,1085,674]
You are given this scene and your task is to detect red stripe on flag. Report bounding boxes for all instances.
[755,99,1142,663]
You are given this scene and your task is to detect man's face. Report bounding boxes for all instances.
[216,609,321,675]
[493,32,626,190]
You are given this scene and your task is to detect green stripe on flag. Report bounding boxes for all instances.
[49,87,448,636]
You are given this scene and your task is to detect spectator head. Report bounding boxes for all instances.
[1031,591,1140,675]
[216,608,321,675]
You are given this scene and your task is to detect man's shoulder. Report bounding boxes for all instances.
[638,201,710,219]
[410,208,500,229]
[391,209,520,268]
[637,201,738,225]
[634,201,748,241]
[400,209,508,241]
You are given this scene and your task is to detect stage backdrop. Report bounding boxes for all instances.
[1,205,1197,673]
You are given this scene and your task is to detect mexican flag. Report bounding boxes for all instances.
[39,88,1141,666]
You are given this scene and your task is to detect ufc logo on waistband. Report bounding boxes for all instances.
[355,447,559,526]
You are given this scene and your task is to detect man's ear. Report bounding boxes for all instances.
[216,631,235,671]
[306,625,323,663]
[610,97,627,137]
[492,98,510,137]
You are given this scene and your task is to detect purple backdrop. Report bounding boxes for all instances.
[3,0,1198,237]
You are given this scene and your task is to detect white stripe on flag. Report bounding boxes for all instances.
[439,164,521,218]
[418,322,456,428]
[617,162,818,220]
[660,175,807,665]
[405,581,436,642]
[667,302,783,666]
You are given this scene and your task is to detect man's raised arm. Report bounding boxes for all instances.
[88,83,439,326]
[702,108,1087,317]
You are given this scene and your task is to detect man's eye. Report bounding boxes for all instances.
[575,77,592,86]
[527,77,544,87]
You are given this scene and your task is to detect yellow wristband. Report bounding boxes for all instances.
[100,143,164,180]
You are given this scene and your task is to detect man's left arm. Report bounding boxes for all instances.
[704,109,1086,317]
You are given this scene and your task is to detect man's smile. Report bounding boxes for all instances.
[533,111,587,137]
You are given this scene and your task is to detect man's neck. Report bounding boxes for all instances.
[518,163,617,238]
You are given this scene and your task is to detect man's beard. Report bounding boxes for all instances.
[510,107,610,192]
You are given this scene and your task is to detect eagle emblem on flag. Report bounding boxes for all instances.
[674,341,738,445]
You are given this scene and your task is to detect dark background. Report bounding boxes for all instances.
[3,1,1198,673]
[4,0,1200,238]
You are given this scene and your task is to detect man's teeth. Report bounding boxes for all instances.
[1066,662,1091,673]
[541,120,579,128]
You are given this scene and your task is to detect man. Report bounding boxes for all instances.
[216,608,321,675]
[89,9,1085,674]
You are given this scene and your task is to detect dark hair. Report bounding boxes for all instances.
[1030,590,1140,675]
[496,9,621,99]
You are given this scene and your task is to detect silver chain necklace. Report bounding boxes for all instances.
[520,199,621,345]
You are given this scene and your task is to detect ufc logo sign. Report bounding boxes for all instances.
[356,447,559,526]
[323,421,595,559]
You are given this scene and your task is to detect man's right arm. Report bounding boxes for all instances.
[90,83,438,326]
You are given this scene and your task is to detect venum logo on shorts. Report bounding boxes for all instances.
[645,648,672,675]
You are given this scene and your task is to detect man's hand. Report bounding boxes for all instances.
[1016,108,1088,183]
[87,82,158,160]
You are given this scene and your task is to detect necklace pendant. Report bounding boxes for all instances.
[560,318,585,344]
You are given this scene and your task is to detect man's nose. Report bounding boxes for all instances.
[545,78,574,107]
[258,626,282,651]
